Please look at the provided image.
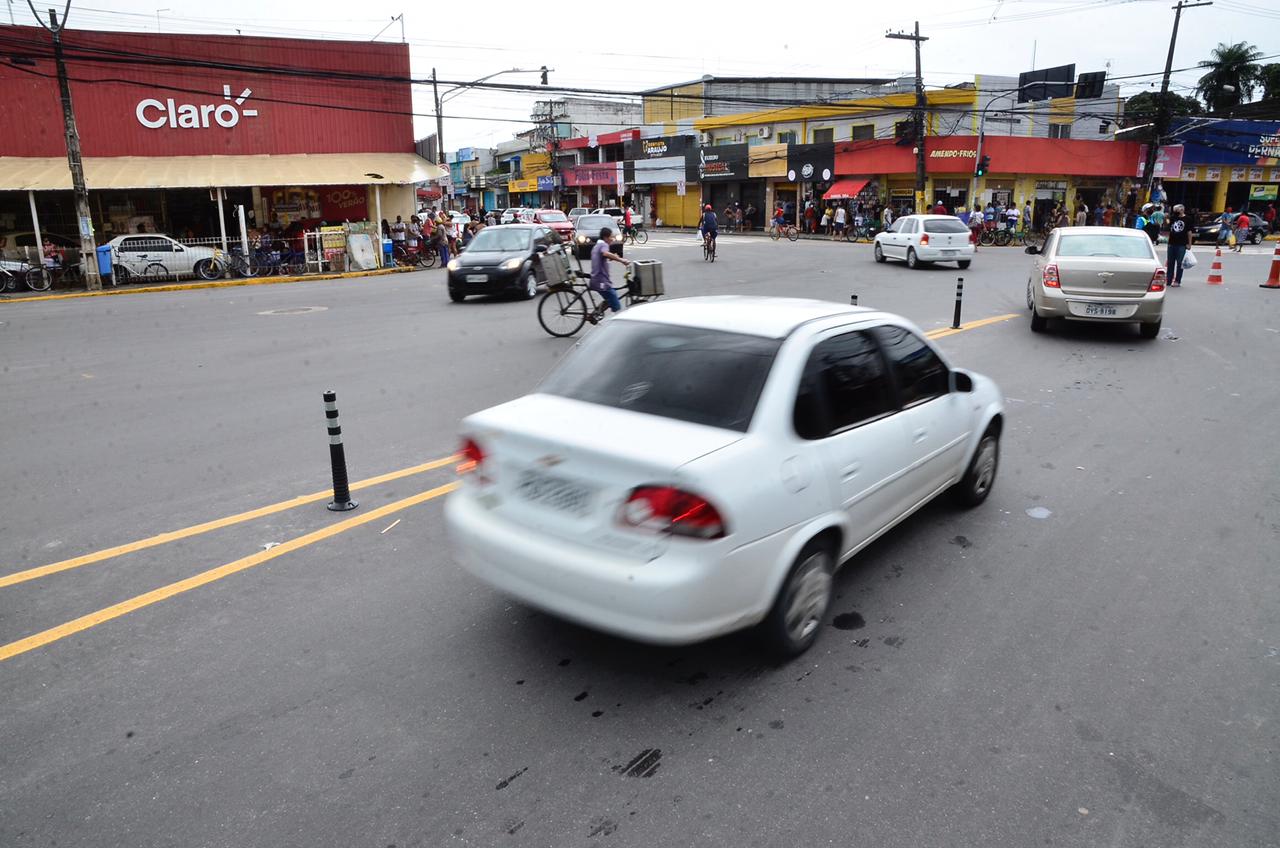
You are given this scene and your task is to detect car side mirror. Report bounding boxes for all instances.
[174,245,185,252]
[1024,245,1039,255]
[534,243,548,253]
[951,370,974,393]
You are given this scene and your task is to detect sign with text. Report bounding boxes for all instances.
[786,143,834,184]
[698,144,749,181]
[1135,144,1184,179]
[508,178,539,193]
[1249,184,1278,201]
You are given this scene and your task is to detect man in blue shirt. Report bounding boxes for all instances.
[700,204,718,248]
[587,226,630,324]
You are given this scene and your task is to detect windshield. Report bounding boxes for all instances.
[540,321,781,432]
[577,216,614,233]
[1056,234,1155,259]
[538,211,568,222]
[923,219,969,233]
[466,228,531,252]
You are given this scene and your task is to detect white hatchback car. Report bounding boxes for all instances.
[446,297,1004,656]
[874,214,975,269]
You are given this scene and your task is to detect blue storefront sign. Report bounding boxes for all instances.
[537,175,557,191]
[1171,118,1280,164]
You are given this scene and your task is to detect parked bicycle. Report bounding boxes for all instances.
[537,266,662,338]
[392,242,438,269]
[842,222,879,243]
[194,247,263,280]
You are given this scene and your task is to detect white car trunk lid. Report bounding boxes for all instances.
[1058,257,1155,298]
[462,394,741,559]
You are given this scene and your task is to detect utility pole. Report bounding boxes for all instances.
[432,67,444,165]
[29,2,101,289]
[887,22,929,215]
[1143,0,1211,202]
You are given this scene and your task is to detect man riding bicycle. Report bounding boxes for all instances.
[586,226,631,324]
[701,204,718,249]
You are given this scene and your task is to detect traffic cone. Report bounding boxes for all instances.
[1206,247,1224,286]
[1260,241,1280,290]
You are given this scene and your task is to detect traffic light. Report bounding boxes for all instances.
[975,155,991,177]
[540,66,549,85]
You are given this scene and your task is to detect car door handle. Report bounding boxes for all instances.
[841,462,861,479]
[913,428,928,443]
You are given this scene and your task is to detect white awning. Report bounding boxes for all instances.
[0,153,444,191]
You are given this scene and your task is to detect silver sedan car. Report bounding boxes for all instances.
[1025,226,1166,339]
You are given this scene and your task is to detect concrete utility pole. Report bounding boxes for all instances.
[432,67,444,165]
[1143,0,1212,201]
[30,1,102,289]
[887,21,929,214]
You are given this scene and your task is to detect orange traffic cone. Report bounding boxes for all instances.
[1261,242,1280,290]
[1206,247,1224,286]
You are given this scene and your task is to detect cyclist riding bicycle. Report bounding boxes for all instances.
[623,205,635,240]
[586,226,631,325]
[701,204,719,248]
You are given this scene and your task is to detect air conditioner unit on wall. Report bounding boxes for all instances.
[758,126,772,139]
[698,132,713,144]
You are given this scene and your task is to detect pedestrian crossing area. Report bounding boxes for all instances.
[626,234,800,250]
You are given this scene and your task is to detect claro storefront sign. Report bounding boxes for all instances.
[135,84,261,129]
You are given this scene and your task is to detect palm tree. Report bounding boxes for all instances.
[1196,42,1264,112]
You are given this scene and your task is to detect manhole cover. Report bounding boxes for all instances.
[256,306,328,316]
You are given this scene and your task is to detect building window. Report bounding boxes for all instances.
[1049,124,1072,139]
[812,127,834,144]
[778,130,798,145]
[851,124,874,141]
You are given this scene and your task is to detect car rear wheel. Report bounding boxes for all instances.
[761,541,835,657]
[907,248,919,269]
[1030,306,1047,333]
[953,430,1000,507]
[874,243,886,263]
[958,259,971,269]
[1139,320,1161,339]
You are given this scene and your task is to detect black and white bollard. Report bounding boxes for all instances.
[323,391,358,512]
[951,277,964,330]
[850,294,859,306]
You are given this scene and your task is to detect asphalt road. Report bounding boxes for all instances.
[2,235,1278,847]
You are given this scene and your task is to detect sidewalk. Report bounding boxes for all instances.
[0,265,418,304]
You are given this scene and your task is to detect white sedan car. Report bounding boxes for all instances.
[446,297,1004,656]
[108,233,218,281]
[874,214,975,269]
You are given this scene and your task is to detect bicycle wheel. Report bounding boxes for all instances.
[769,227,780,242]
[416,248,437,269]
[994,229,1012,247]
[786,226,799,242]
[710,239,716,262]
[142,262,169,282]
[634,229,648,244]
[25,266,52,292]
[537,289,589,338]
[979,230,994,246]
[703,241,710,261]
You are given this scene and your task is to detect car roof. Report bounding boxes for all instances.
[614,296,884,339]
[903,214,963,220]
[1054,226,1151,237]
[483,223,540,230]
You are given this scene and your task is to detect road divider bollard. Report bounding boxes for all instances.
[850,294,859,306]
[952,277,964,329]
[323,391,358,512]
[1261,242,1280,290]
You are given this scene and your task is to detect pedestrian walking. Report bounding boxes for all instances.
[833,204,847,239]
[1217,207,1234,248]
[1265,202,1277,234]
[1166,204,1191,287]
[1074,204,1088,227]
[1234,209,1251,252]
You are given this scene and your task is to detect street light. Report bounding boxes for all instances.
[969,83,1051,207]
[432,67,549,162]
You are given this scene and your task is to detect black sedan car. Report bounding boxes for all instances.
[1194,212,1267,245]
[571,213,626,261]
[447,224,557,302]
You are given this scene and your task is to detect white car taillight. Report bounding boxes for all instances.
[1149,268,1166,292]
[919,233,930,246]
[1042,264,1061,288]
[620,486,726,539]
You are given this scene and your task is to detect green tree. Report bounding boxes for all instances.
[1196,42,1264,112]
[1261,63,1280,101]
[1123,91,1203,123]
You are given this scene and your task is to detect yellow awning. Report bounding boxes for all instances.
[0,153,444,191]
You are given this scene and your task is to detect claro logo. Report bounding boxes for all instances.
[135,85,260,130]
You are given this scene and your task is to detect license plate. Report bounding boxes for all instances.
[1084,303,1119,317]
[466,274,487,283]
[941,249,957,256]
[515,470,592,515]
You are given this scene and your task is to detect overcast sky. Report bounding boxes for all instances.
[7,0,1277,149]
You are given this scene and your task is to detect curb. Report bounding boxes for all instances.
[1,265,419,305]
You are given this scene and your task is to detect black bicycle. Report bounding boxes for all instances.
[622,226,649,246]
[537,267,661,338]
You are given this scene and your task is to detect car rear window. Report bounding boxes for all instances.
[923,219,969,233]
[1056,234,1155,259]
[539,321,781,432]
[538,211,568,222]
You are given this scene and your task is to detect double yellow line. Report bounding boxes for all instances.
[0,456,459,662]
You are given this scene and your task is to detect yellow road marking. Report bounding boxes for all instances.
[0,454,458,589]
[926,313,1018,340]
[0,481,459,662]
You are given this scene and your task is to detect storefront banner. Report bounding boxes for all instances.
[1249,168,1264,181]
[627,155,688,186]
[1168,118,1280,164]
[1230,167,1246,181]
[1206,167,1222,181]
[698,144,750,181]
[508,177,539,193]
[1272,169,1280,182]
[625,135,693,161]
[787,143,834,183]
[320,185,368,221]
[1250,184,1278,201]
[563,163,620,186]
[1181,166,1199,181]
[537,175,557,191]
[836,136,1142,178]
[1135,144,1184,178]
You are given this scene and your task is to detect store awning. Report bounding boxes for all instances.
[823,178,869,200]
[0,153,444,191]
